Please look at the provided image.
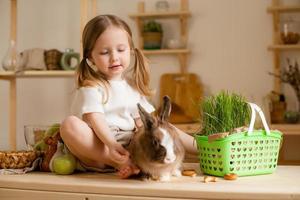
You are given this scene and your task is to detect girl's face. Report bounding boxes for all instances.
[90,26,131,80]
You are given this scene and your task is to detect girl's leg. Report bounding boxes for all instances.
[60,116,139,178]
[60,116,116,168]
[172,125,198,155]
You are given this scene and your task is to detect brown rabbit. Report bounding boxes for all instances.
[128,96,185,181]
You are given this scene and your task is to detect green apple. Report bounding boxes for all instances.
[33,140,48,151]
[45,123,60,137]
[52,154,76,175]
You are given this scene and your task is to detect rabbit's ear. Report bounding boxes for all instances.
[137,103,155,130]
[159,96,172,121]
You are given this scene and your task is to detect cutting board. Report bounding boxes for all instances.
[159,73,203,123]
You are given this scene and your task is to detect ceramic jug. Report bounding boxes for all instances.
[2,40,19,71]
[60,48,80,70]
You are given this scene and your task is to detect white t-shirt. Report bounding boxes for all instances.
[71,79,155,131]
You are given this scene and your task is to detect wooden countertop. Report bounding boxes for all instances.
[0,164,299,200]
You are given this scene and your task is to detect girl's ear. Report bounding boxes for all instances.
[130,49,135,55]
[159,96,172,122]
[86,58,93,66]
[86,58,98,72]
[137,103,155,130]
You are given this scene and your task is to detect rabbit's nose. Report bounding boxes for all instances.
[164,156,176,164]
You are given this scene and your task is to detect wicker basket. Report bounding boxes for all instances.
[0,150,40,169]
[44,49,62,70]
[195,103,283,177]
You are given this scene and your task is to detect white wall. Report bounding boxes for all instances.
[0,0,298,150]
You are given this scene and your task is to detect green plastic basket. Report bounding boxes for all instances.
[195,103,283,177]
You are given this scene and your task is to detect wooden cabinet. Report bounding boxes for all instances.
[129,0,191,73]
[270,124,300,165]
[1,165,300,200]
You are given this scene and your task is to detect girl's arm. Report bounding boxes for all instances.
[135,115,198,155]
[83,112,129,164]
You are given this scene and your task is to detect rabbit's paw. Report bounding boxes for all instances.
[172,169,182,177]
[159,173,171,182]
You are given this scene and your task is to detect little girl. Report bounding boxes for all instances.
[60,14,198,178]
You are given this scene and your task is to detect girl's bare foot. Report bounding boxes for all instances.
[117,161,140,179]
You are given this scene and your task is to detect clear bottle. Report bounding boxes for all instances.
[2,40,18,71]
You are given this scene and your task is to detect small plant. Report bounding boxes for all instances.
[269,58,300,112]
[143,20,162,32]
[143,20,163,49]
[199,91,251,136]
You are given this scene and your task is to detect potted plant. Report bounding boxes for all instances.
[143,20,163,49]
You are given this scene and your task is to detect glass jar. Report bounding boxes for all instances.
[166,39,182,49]
[280,18,300,44]
[24,124,60,150]
[155,0,169,12]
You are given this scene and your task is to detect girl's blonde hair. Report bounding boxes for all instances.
[77,14,152,97]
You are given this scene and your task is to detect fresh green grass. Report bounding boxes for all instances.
[199,91,250,136]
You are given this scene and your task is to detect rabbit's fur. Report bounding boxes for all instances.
[128,96,185,181]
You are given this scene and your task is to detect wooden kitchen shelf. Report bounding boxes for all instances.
[142,49,190,55]
[267,1,300,165]
[0,70,75,150]
[270,123,300,135]
[129,11,191,19]
[2,0,93,151]
[129,0,191,73]
[0,70,75,79]
[267,0,300,93]
[267,5,300,13]
[268,44,300,51]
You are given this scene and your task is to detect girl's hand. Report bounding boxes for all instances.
[108,142,129,164]
[134,117,143,129]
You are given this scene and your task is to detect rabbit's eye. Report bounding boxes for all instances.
[152,139,160,148]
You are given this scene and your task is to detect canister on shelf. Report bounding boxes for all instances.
[280,18,300,44]
[60,48,80,71]
[155,0,169,12]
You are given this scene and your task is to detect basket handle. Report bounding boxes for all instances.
[247,103,270,135]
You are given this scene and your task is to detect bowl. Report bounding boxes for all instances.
[166,39,182,49]
[24,124,60,151]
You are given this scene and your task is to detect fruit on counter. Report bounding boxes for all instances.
[45,123,60,137]
[224,173,238,180]
[52,154,76,175]
[33,140,47,151]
